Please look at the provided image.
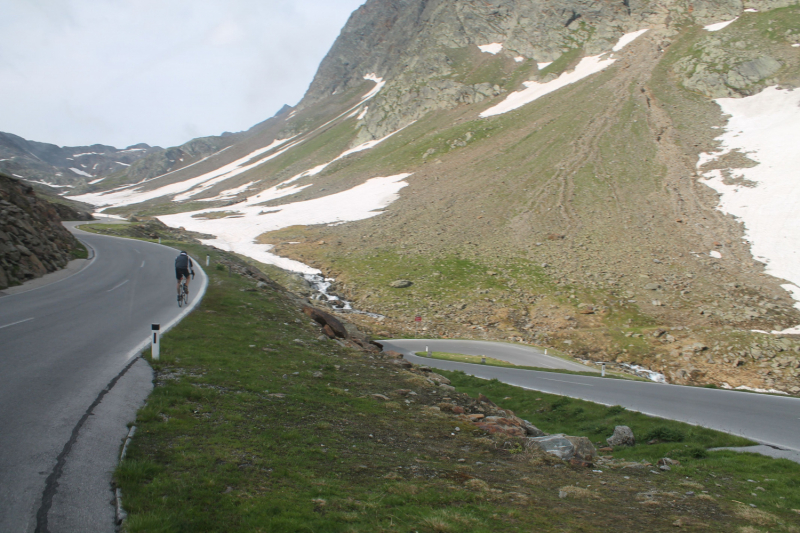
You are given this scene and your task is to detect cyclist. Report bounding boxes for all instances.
[175,251,195,295]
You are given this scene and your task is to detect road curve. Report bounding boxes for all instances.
[0,225,207,533]
[387,338,598,373]
[380,339,800,456]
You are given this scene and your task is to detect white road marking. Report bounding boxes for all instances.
[537,376,594,387]
[0,317,34,330]
[107,280,129,292]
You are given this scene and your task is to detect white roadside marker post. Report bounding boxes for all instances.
[206,255,210,267]
[602,363,606,377]
[481,356,486,365]
[151,324,160,361]
[426,346,431,357]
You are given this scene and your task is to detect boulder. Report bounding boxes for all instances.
[390,280,412,288]
[302,305,348,338]
[426,372,451,385]
[526,435,575,460]
[607,426,635,447]
[564,436,598,462]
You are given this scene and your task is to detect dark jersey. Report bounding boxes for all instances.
[175,254,193,270]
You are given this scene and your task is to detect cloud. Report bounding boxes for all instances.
[0,0,366,149]
[209,20,245,46]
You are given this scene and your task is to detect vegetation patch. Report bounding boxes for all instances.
[112,238,800,532]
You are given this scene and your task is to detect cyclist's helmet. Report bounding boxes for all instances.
[180,251,187,255]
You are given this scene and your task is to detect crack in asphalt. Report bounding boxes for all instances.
[34,355,141,533]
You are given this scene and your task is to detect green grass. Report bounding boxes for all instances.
[112,239,800,532]
[70,240,89,259]
[414,351,626,378]
[538,47,583,77]
[439,369,800,521]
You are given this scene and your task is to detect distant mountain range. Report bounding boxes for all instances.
[0,132,160,192]
[8,0,800,393]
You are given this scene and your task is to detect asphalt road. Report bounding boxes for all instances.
[381,339,800,459]
[0,225,206,533]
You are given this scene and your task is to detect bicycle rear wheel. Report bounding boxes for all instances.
[183,286,189,305]
[177,286,184,307]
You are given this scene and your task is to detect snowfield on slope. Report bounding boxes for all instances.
[698,86,800,334]
[68,74,387,210]
[480,29,648,118]
[159,174,412,274]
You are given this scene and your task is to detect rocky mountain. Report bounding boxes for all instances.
[0,173,83,290]
[0,132,161,193]
[68,0,800,393]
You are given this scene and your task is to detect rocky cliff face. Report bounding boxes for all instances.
[0,174,82,290]
[300,0,797,143]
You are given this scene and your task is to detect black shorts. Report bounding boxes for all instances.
[176,268,190,281]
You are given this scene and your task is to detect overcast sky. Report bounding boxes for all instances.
[0,0,366,149]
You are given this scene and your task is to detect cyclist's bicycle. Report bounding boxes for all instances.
[177,270,194,307]
[177,278,189,307]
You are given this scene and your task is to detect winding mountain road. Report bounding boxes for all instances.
[380,339,800,461]
[0,224,206,533]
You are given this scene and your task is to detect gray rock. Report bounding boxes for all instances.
[607,426,635,447]
[390,279,413,288]
[521,419,546,437]
[564,436,598,462]
[733,57,781,84]
[526,434,575,460]
[644,283,661,290]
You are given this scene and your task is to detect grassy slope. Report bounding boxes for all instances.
[260,26,800,393]
[109,232,800,532]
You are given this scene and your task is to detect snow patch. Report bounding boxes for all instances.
[620,363,666,383]
[72,152,102,157]
[514,56,525,63]
[478,43,503,55]
[704,18,738,31]
[357,106,369,120]
[361,74,385,101]
[481,29,648,118]
[159,174,412,274]
[720,383,788,395]
[612,28,649,51]
[698,87,800,334]
[116,162,130,167]
[283,124,414,185]
[710,250,722,259]
[69,167,93,178]
[537,61,552,70]
[69,139,295,207]
[744,8,759,13]
[199,181,256,202]
[88,178,105,185]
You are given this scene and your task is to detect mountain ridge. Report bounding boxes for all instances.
[41,0,800,393]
